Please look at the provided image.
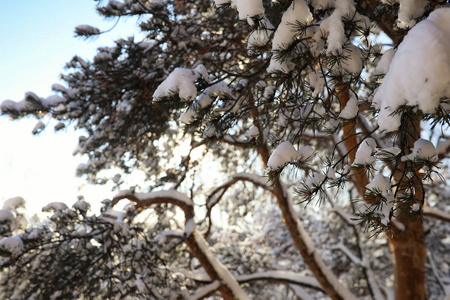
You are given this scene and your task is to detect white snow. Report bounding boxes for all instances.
[51,83,67,93]
[290,285,314,300]
[378,147,401,156]
[365,173,394,225]
[247,17,274,48]
[132,189,194,206]
[268,0,313,73]
[366,173,391,192]
[153,65,210,101]
[373,8,450,132]
[271,0,312,51]
[156,230,184,244]
[185,218,196,236]
[0,210,14,223]
[411,203,420,212]
[397,0,428,29]
[238,271,320,288]
[267,141,301,169]
[180,81,232,124]
[42,202,69,212]
[32,121,46,135]
[401,138,438,162]
[339,93,359,119]
[334,242,362,266]
[2,196,25,210]
[306,71,325,96]
[436,139,450,156]
[375,48,395,75]
[312,0,356,54]
[336,45,363,75]
[75,25,100,35]
[263,85,276,99]
[0,236,24,257]
[45,94,66,107]
[28,228,43,239]
[298,146,314,159]
[233,172,269,187]
[188,281,220,300]
[305,172,325,189]
[310,0,332,10]
[246,126,259,138]
[193,232,250,299]
[353,138,377,165]
[73,199,91,212]
[236,0,264,20]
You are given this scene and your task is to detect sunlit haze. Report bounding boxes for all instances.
[0,1,142,214]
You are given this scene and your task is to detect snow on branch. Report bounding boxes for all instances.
[112,190,248,300]
[188,281,221,300]
[153,65,210,101]
[423,206,450,223]
[206,173,270,211]
[237,271,322,291]
[373,8,450,132]
[182,269,323,292]
[333,242,362,266]
[74,25,101,38]
[189,233,250,300]
[113,189,196,236]
[272,181,357,300]
[205,172,271,236]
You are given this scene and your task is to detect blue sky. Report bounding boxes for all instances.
[0,1,141,213]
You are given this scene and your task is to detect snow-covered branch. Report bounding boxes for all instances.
[423,206,450,223]
[272,181,357,300]
[206,172,270,210]
[188,281,221,300]
[112,190,249,300]
[182,269,323,292]
[333,242,362,266]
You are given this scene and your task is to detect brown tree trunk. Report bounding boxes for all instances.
[389,119,426,300]
[389,219,426,300]
[337,86,427,299]
[337,85,369,196]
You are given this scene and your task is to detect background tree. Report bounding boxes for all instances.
[1,0,450,299]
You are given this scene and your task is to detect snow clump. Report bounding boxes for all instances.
[364,173,394,226]
[153,65,210,101]
[267,0,313,73]
[214,0,265,20]
[0,237,24,257]
[401,138,438,162]
[268,141,314,170]
[373,8,450,132]
[353,138,377,166]
[2,196,26,210]
[339,94,359,119]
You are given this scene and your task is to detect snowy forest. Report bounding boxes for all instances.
[1,0,450,299]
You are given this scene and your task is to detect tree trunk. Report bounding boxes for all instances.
[389,119,426,300]
[389,220,426,300]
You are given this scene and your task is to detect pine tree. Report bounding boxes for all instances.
[1,1,450,299]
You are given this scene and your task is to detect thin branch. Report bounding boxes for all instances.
[422,206,450,223]
[112,191,249,300]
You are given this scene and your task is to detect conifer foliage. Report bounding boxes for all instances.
[1,1,450,299]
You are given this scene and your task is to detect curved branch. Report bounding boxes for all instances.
[271,181,357,300]
[246,93,356,299]
[204,172,271,237]
[112,190,249,300]
[182,270,323,292]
